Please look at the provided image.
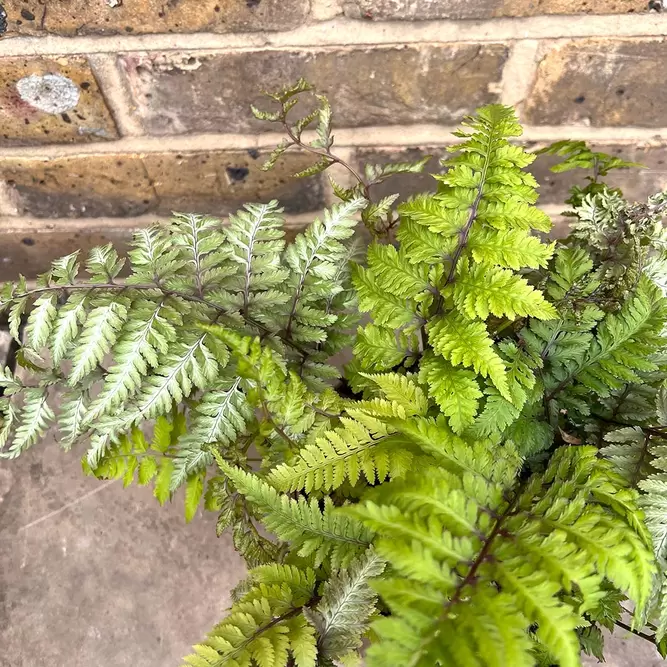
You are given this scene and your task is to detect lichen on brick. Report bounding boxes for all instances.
[16,74,81,115]
[0,56,118,146]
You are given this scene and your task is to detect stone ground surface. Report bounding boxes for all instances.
[0,429,665,667]
[0,430,246,667]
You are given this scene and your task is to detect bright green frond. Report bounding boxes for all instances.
[429,313,509,398]
[218,458,372,568]
[451,260,557,321]
[268,411,411,493]
[353,324,416,371]
[352,264,418,329]
[352,444,653,667]
[419,352,482,433]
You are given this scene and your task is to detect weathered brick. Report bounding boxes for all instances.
[344,0,647,20]
[143,150,325,214]
[0,222,139,282]
[523,39,667,128]
[119,45,508,134]
[0,150,325,218]
[530,143,667,205]
[9,0,308,36]
[0,57,118,146]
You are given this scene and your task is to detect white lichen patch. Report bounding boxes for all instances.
[16,74,81,114]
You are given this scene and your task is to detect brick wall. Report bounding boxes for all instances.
[1,0,667,280]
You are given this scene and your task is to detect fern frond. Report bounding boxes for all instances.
[600,388,667,639]
[451,260,557,321]
[130,333,219,421]
[352,445,654,667]
[429,312,509,399]
[467,226,554,270]
[283,199,364,344]
[395,218,450,265]
[361,373,429,415]
[268,410,411,493]
[183,563,318,667]
[419,352,482,434]
[85,299,180,422]
[49,293,88,365]
[25,293,57,351]
[68,297,130,385]
[170,213,229,296]
[305,549,385,664]
[171,378,253,489]
[126,225,184,284]
[218,458,372,568]
[545,277,667,403]
[225,201,287,320]
[366,244,430,299]
[353,324,417,372]
[60,389,90,448]
[397,195,465,236]
[5,387,55,458]
[86,243,125,283]
[353,265,419,329]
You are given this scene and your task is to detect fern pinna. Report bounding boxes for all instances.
[1,83,666,666]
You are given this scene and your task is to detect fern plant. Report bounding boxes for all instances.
[2,82,667,666]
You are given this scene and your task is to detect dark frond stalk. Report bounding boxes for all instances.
[282,121,370,202]
[221,605,306,665]
[614,619,657,645]
[431,131,492,317]
[444,169,489,288]
[631,431,652,487]
[409,488,521,666]
[239,495,282,561]
[592,411,667,439]
[260,397,298,449]
[305,403,341,419]
[442,492,519,615]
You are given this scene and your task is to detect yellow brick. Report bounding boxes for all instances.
[0,56,118,146]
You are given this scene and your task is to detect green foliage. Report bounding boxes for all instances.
[217,457,372,569]
[537,139,643,207]
[268,373,424,493]
[352,444,653,667]
[354,104,555,435]
[538,140,642,178]
[601,390,667,639]
[182,563,318,667]
[3,88,667,667]
[250,78,429,236]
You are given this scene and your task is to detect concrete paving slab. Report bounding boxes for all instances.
[0,429,245,667]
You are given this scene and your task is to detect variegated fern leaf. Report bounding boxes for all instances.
[0,199,364,521]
